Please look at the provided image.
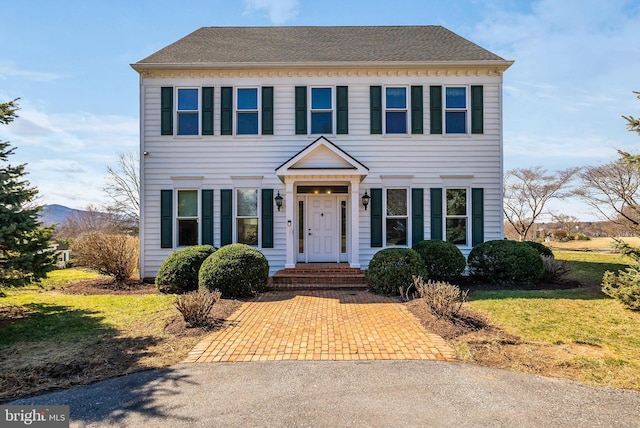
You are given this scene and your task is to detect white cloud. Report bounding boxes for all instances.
[0,61,69,82]
[243,0,299,24]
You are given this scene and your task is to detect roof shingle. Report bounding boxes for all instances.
[135,26,510,66]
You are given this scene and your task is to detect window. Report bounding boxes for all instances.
[446,189,468,245]
[237,189,259,246]
[177,88,199,136]
[386,188,408,245]
[445,87,467,134]
[177,190,198,246]
[385,87,407,134]
[237,88,259,135]
[311,87,333,134]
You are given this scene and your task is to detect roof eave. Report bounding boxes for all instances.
[130,60,514,73]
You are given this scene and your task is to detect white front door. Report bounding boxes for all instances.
[308,196,338,262]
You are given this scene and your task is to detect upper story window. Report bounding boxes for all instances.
[311,87,333,134]
[386,188,408,246]
[237,88,259,135]
[177,189,199,246]
[445,188,468,245]
[445,87,467,134]
[385,87,408,134]
[177,88,199,136]
[236,188,259,246]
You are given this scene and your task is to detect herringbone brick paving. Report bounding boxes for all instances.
[184,290,457,363]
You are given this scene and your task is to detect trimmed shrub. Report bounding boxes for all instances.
[412,240,466,281]
[413,275,468,319]
[71,233,139,282]
[523,241,554,258]
[467,240,543,286]
[366,248,427,295]
[199,244,269,298]
[602,266,640,310]
[156,245,217,294]
[175,288,222,327]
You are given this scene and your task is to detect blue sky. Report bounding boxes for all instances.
[2,0,639,220]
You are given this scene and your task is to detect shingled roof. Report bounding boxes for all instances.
[133,26,511,68]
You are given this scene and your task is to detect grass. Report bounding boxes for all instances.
[457,250,640,390]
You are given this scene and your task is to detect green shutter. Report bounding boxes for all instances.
[411,86,424,134]
[337,86,349,134]
[261,189,274,248]
[220,189,232,246]
[202,87,214,135]
[221,87,232,135]
[430,188,443,240]
[411,188,424,246]
[295,86,307,135]
[370,86,382,134]
[471,85,484,134]
[370,188,383,247]
[430,86,442,135]
[472,188,484,246]
[262,86,274,135]
[160,190,173,248]
[161,87,173,136]
[201,189,214,245]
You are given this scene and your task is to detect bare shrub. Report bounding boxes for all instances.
[413,275,468,319]
[540,255,572,283]
[71,232,139,282]
[175,288,222,327]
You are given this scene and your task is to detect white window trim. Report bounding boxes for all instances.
[175,188,200,247]
[175,87,201,137]
[443,85,470,135]
[384,187,410,247]
[235,86,261,136]
[444,187,470,247]
[383,85,409,135]
[309,86,335,135]
[234,187,261,247]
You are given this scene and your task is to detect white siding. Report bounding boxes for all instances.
[139,70,506,278]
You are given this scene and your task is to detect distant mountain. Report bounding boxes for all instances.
[39,204,83,227]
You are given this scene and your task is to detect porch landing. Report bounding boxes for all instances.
[269,263,367,290]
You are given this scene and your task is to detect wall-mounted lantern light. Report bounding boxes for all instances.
[362,190,371,211]
[274,191,283,211]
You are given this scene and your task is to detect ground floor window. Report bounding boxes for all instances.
[386,188,408,246]
[445,188,468,245]
[177,189,198,246]
[236,188,259,245]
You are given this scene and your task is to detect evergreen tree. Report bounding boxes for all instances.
[0,99,55,287]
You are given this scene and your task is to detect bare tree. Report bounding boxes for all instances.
[104,151,139,231]
[503,166,579,241]
[575,158,640,231]
[56,205,130,239]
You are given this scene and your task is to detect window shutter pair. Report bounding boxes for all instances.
[295,86,348,134]
[429,85,483,134]
[370,86,423,134]
[429,188,484,245]
[370,188,425,247]
[160,189,214,248]
[220,189,274,248]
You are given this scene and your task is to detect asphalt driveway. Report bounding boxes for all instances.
[10,361,640,427]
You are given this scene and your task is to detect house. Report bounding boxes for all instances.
[131,26,513,280]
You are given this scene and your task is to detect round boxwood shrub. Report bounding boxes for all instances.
[412,240,466,281]
[467,240,543,286]
[523,241,554,258]
[199,243,269,298]
[365,248,427,295]
[155,245,217,294]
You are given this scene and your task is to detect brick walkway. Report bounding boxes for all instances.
[184,290,457,363]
